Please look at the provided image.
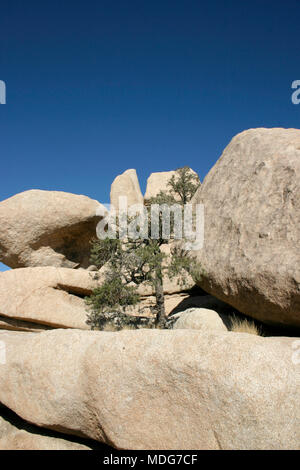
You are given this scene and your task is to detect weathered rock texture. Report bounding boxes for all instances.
[172,307,228,332]
[144,168,199,201]
[110,169,143,210]
[166,294,241,329]
[0,409,92,450]
[0,190,105,269]
[97,254,196,318]
[0,329,298,450]
[0,267,100,330]
[193,128,300,328]
[0,316,52,333]
[0,265,196,330]
[144,170,177,201]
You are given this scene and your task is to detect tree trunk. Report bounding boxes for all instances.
[154,267,167,328]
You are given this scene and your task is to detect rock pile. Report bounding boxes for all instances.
[0,129,299,450]
[0,328,298,450]
[0,190,106,269]
[192,128,300,328]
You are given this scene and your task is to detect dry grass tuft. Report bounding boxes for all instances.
[119,324,137,331]
[100,322,153,332]
[100,322,164,332]
[230,316,262,336]
[101,323,119,332]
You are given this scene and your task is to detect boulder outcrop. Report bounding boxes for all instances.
[193,128,300,328]
[144,168,199,201]
[0,190,105,269]
[0,265,198,330]
[172,307,228,332]
[0,267,101,330]
[144,170,177,201]
[0,329,298,450]
[110,169,143,210]
[0,409,92,450]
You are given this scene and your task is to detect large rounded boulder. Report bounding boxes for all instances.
[144,168,199,202]
[0,190,105,268]
[110,169,143,211]
[0,267,101,331]
[193,128,300,328]
[0,329,298,450]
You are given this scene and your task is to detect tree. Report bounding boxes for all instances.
[85,167,202,330]
[168,166,200,204]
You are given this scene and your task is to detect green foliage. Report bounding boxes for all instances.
[85,166,203,330]
[168,166,200,204]
[89,238,120,269]
[86,277,139,312]
[85,277,140,329]
[108,238,166,286]
[146,190,177,207]
[86,237,168,328]
[167,246,204,288]
[145,192,181,244]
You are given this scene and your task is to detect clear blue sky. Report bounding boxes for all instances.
[0,0,300,271]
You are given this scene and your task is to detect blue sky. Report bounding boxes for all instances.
[1,0,300,271]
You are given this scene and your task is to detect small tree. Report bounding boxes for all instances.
[168,166,200,204]
[85,167,202,330]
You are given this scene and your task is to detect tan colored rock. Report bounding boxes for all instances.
[135,241,195,298]
[193,128,300,328]
[0,329,299,450]
[0,413,15,440]
[0,267,101,330]
[0,315,52,333]
[97,260,195,318]
[0,432,91,450]
[144,170,177,201]
[172,307,228,332]
[0,190,106,268]
[110,169,143,211]
[163,293,191,315]
[135,281,231,321]
[137,275,194,297]
[126,293,191,317]
[0,411,92,450]
[144,168,199,201]
[169,294,238,316]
